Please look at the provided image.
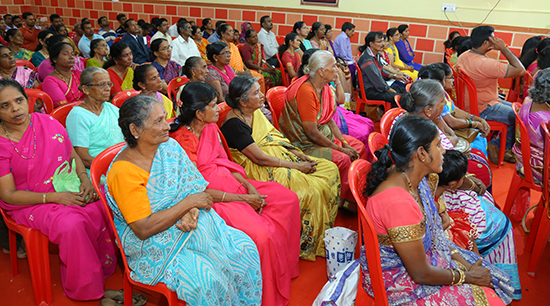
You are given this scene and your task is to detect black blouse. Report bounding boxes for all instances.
[220,118,255,151]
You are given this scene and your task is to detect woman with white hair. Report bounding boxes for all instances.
[66,67,124,173]
[279,50,368,211]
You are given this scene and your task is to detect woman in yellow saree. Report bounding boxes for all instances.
[220,75,341,261]
[386,28,418,80]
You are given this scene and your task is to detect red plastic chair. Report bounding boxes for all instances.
[15,59,35,69]
[112,89,140,108]
[265,86,287,130]
[90,143,187,306]
[50,101,82,128]
[394,95,402,109]
[25,89,54,114]
[216,102,231,128]
[501,103,542,217]
[276,53,289,87]
[368,132,388,162]
[113,37,122,44]
[456,70,507,168]
[526,122,550,277]
[348,159,389,306]
[354,61,391,115]
[167,76,189,102]
[0,208,52,306]
[275,35,285,45]
[379,108,405,139]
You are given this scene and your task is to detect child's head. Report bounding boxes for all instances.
[438,149,468,189]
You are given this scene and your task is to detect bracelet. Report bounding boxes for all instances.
[467,119,472,128]
[335,82,341,87]
[336,144,342,151]
[278,159,282,167]
[78,171,87,177]
[470,114,475,120]
[456,269,466,286]
[342,140,349,145]
[449,268,456,285]
[42,193,46,204]
[451,249,459,256]
[467,177,476,191]
[221,192,226,202]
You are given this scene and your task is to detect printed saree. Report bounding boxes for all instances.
[226,110,341,261]
[106,138,263,305]
[227,42,266,93]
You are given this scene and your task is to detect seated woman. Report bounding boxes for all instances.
[201,18,215,39]
[31,30,53,67]
[0,45,39,88]
[217,24,266,94]
[386,27,418,80]
[37,35,85,82]
[307,22,329,51]
[293,21,311,57]
[85,39,109,68]
[133,64,174,118]
[395,24,422,71]
[105,41,135,99]
[6,29,33,61]
[220,76,340,261]
[512,67,550,183]
[279,50,368,210]
[362,115,514,305]
[240,29,281,91]
[323,24,336,55]
[238,22,252,44]
[191,25,210,64]
[437,150,522,300]
[520,38,550,76]
[205,41,235,103]
[278,33,302,81]
[0,78,117,301]
[151,38,181,94]
[171,82,301,305]
[174,56,209,103]
[42,42,85,107]
[66,67,124,173]
[106,95,262,305]
[299,49,374,157]
[443,31,461,63]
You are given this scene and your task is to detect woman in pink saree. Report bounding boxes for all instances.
[169,82,301,306]
[42,42,84,107]
[0,79,116,300]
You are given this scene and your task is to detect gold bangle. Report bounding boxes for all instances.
[279,159,282,167]
[450,249,459,256]
[457,269,466,286]
[42,193,46,204]
[449,269,456,285]
[221,192,226,202]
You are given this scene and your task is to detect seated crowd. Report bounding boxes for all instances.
[0,9,546,306]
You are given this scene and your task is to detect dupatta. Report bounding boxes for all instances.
[285,75,335,124]
[209,65,236,88]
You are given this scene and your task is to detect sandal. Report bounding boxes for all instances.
[103,289,147,306]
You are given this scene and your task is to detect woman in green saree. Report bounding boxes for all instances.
[240,29,281,91]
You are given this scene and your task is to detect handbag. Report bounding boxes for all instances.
[454,128,480,143]
[52,159,81,193]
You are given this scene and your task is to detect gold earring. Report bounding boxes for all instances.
[422,158,425,162]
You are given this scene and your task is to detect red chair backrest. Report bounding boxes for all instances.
[512,102,537,185]
[25,89,54,114]
[380,108,405,138]
[167,76,189,102]
[265,86,287,130]
[355,61,368,99]
[112,89,141,108]
[216,102,231,128]
[216,124,233,162]
[368,132,388,162]
[276,35,285,45]
[113,37,122,43]
[348,159,389,306]
[276,53,289,87]
[15,59,35,69]
[456,70,479,115]
[50,101,82,128]
[394,95,402,108]
[541,122,550,202]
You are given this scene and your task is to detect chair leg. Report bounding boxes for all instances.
[8,229,18,276]
[501,173,523,216]
[26,230,52,306]
[124,272,133,306]
[498,128,507,169]
[527,211,550,277]
[526,196,545,253]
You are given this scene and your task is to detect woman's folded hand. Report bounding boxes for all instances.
[465,259,493,288]
[177,207,199,232]
[187,192,213,212]
[296,161,316,174]
[50,192,87,207]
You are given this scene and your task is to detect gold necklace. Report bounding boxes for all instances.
[54,69,77,98]
[1,115,36,159]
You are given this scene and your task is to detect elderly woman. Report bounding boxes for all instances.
[105,42,135,99]
[279,50,368,210]
[151,38,181,90]
[191,26,210,64]
[85,39,109,68]
[171,82,301,305]
[133,64,174,118]
[307,22,328,50]
[217,24,266,93]
[31,30,53,67]
[220,75,340,261]
[106,95,262,305]
[6,29,33,60]
[66,67,123,172]
[37,35,85,82]
[0,45,39,88]
[513,67,550,183]
[0,78,117,300]
[362,115,513,305]
[240,29,281,91]
[205,41,235,103]
[174,56,209,104]
[42,42,85,107]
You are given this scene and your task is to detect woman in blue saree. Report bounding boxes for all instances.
[361,116,514,305]
[105,95,262,305]
[395,24,423,71]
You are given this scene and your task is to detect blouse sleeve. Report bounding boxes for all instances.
[240,44,253,62]
[220,118,255,151]
[281,51,292,67]
[65,107,92,148]
[107,161,152,224]
[205,67,221,83]
[42,76,68,106]
[295,83,320,122]
[0,141,13,178]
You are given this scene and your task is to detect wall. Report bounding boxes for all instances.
[1,0,548,65]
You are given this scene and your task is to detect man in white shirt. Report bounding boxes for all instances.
[168,18,186,38]
[150,18,172,44]
[257,15,279,67]
[171,20,201,66]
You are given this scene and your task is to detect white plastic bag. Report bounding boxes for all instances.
[312,259,360,306]
[324,227,358,279]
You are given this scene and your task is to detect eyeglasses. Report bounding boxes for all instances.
[85,81,113,89]
[160,46,172,52]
